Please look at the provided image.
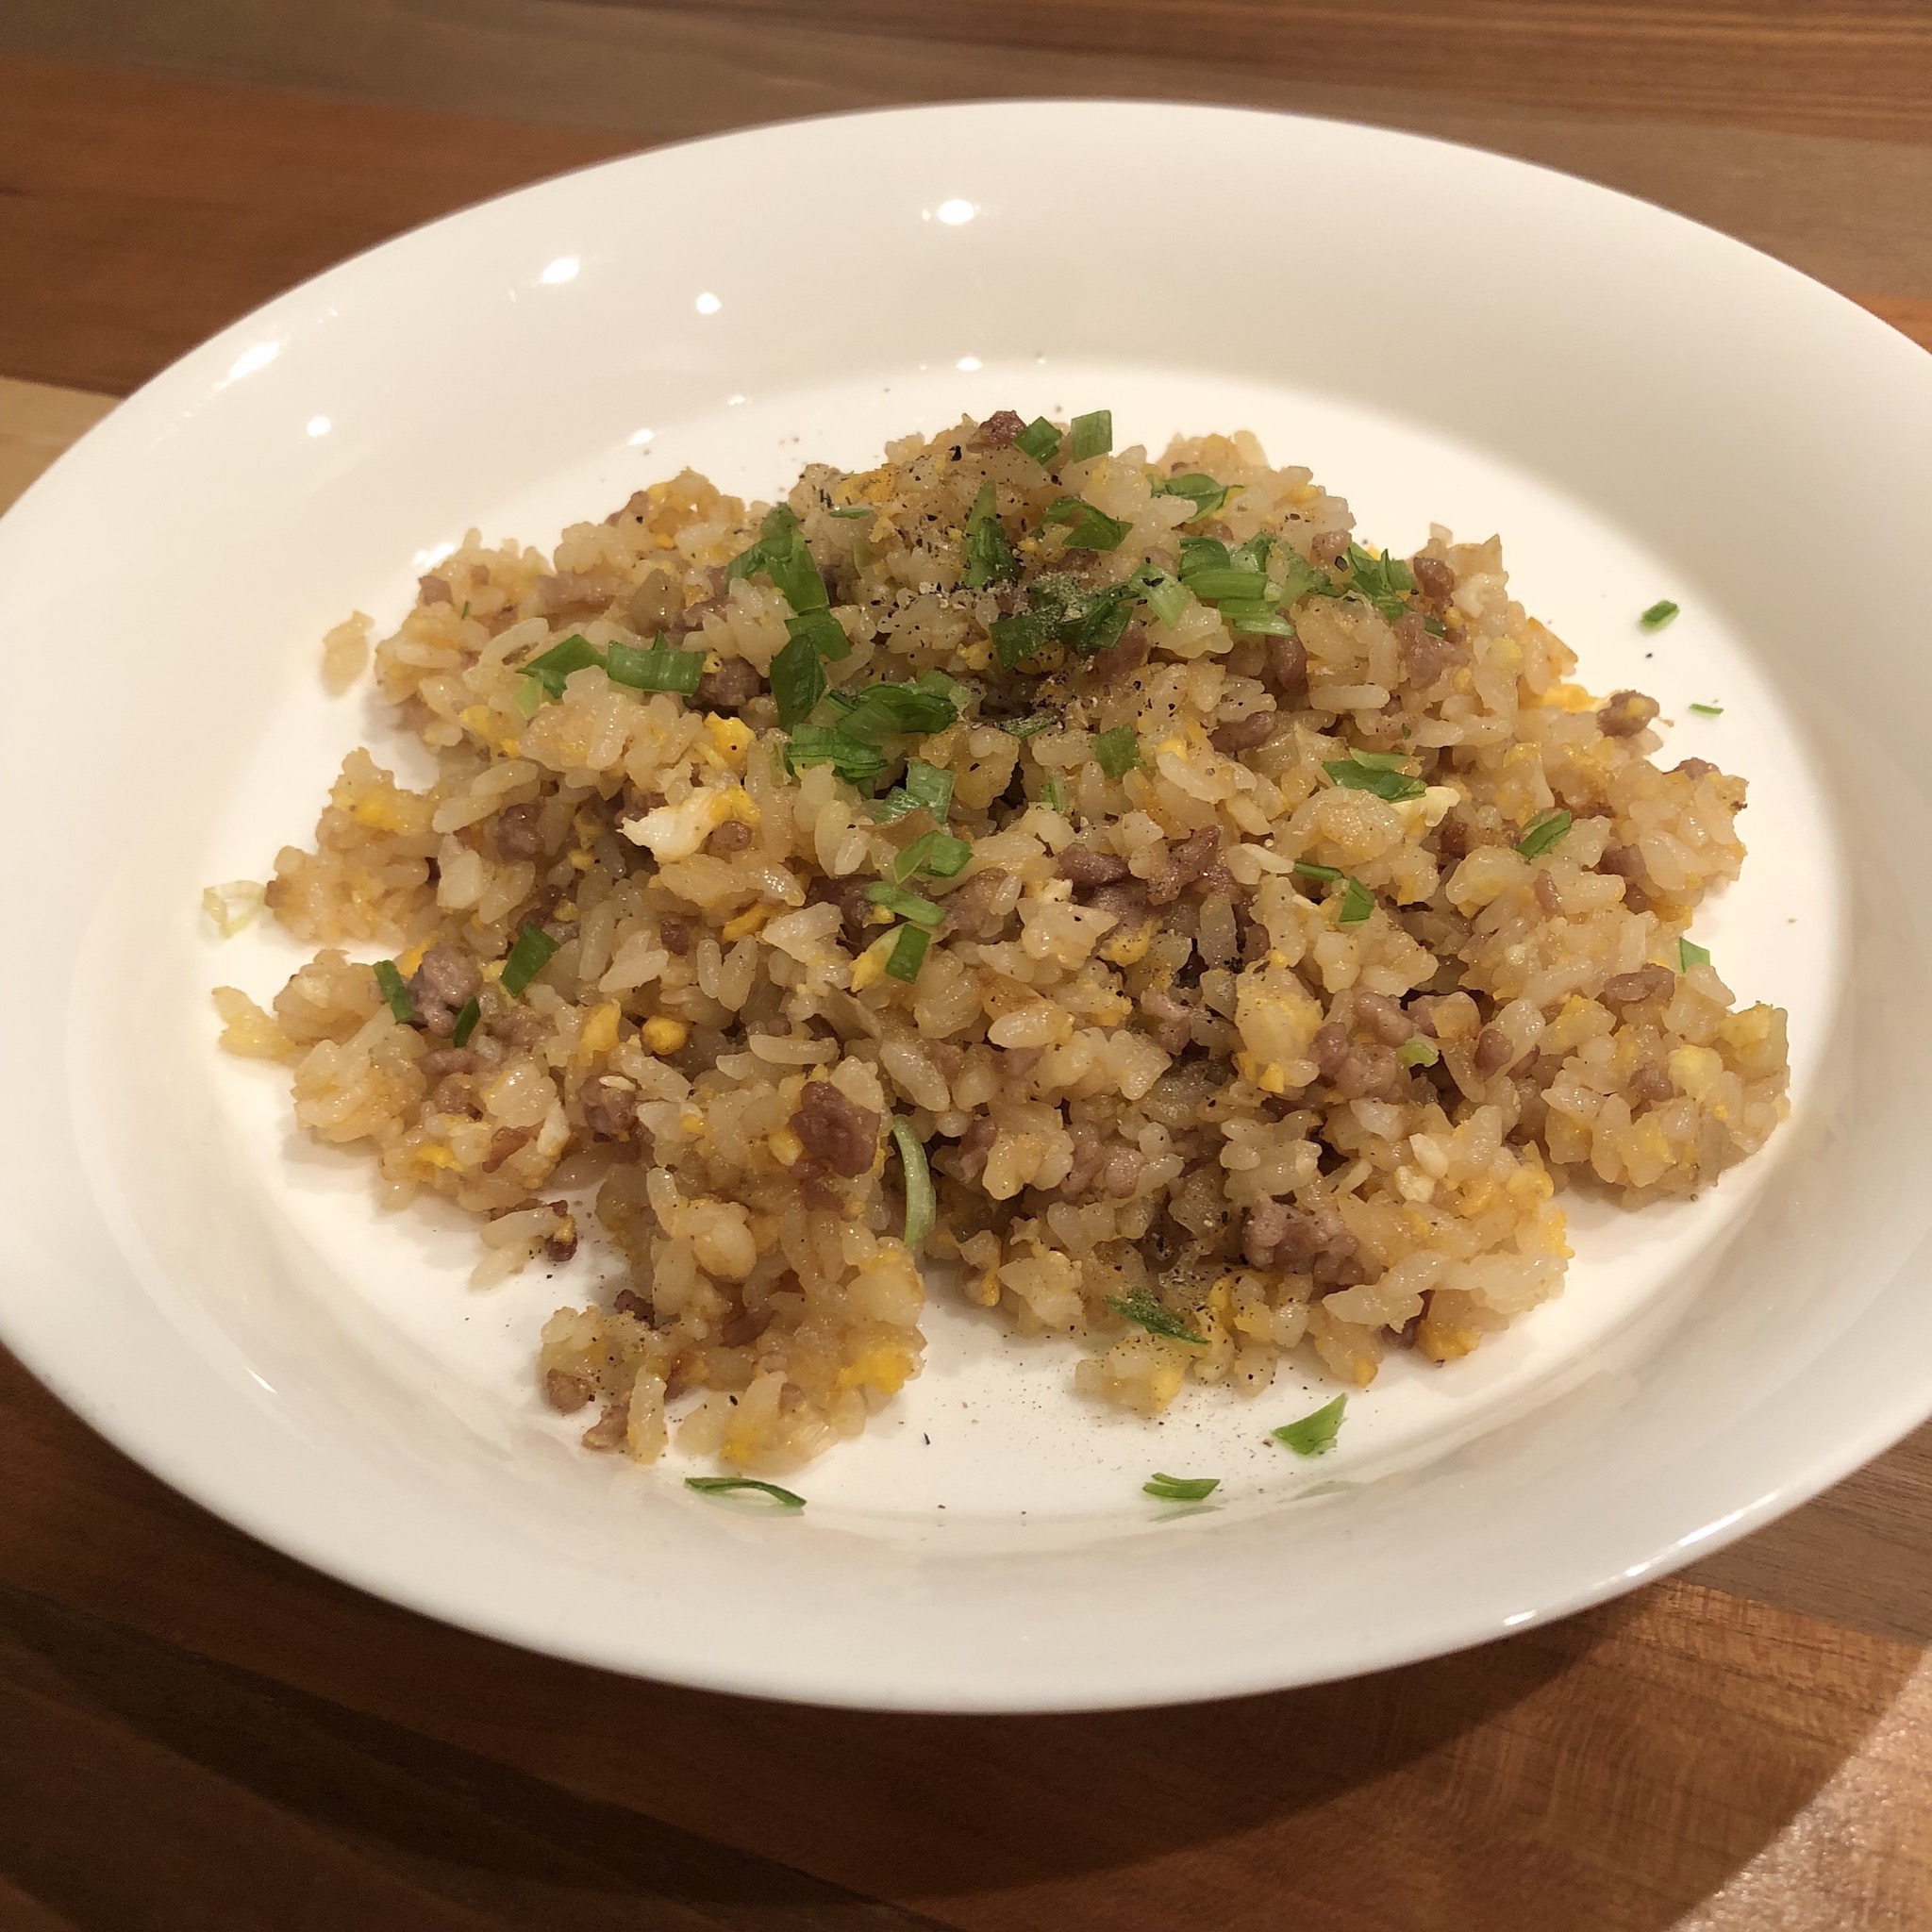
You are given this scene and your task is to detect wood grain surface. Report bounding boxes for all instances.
[2,10,1931,1928]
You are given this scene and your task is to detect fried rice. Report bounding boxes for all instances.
[212,409,1790,1474]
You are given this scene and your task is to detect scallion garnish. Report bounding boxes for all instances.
[889,1115,935,1247]
[863,880,945,926]
[604,639,708,695]
[962,480,1019,589]
[829,505,871,519]
[1221,602,1297,637]
[834,679,959,741]
[1688,702,1724,717]
[1000,713,1056,739]
[1344,749,1412,771]
[1323,752,1426,802]
[500,924,559,998]
[1272,1394,1346,1457]
[1013,416,1061,464]
[726,503,829,615]
[1641,600,1680,630]
[1138,568,1190,629]
[1143,1473,1220,1502]
[770,631,827,730]
[1066,409,1112,463]
[1338,877,1374,924]
[902,759,955,818]
[784,726,891,789]
[884,923,931,982]
[684,1476,807,1508]
[1042,774,1069,812]
[1181,566,1270,602]
[1093,726,1142,779]
[1395,1035,1440,1068]
[1292,860,1342,882]
[892,829,971,881]
[512,675,546,719]
[1516,808,1573,860]
[522,632,602,700]
[451,997,481,1048]
[1150,474,1234,521]
[1276,552,1341,606]
[1679,938,1710,970]
[1107,1286,1208,1347]
[372,958,415,1024]
[1341,544,1416,621]
[1043,497,1131,553]
[784,609,852,661]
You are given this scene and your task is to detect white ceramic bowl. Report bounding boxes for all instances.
[5,102,1932,1713]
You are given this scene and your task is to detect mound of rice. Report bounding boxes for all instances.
[213,411,1790,1474]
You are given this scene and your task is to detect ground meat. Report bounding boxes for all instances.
[707,820,754,856]
[493,801,548,860]
[429,1073,480,1117]
[973,408,1026,448]
[580,1401,629,1451]
[580,1074,641,1141]
[1333,1043,1403,1101]
[1311,530,1352,567]
[1310,1023,1350,1080]
[544,1370,592,1413]
[1081,622,1150,688]
[1603,964,1677,1007]
[1473,1026,1515,1076]
[1673,757,1719,781]
[1146,826,1221,906]
[418,1046,481,1082]
[940,866,1014,940]
[807,874,876,949]
[658,917,691,956]
[1599,690,1660,738]
[693,657,762,711]
[1354,991,1414,1046]
[418,573,454,606]
[1434,813,1472,862]
[1266,633,1307,693]
[1085,879,1151,933]
[1097,1143,1143,1198]
[1627,1064,1674,1108]
[1533,871,1562,916]
[1139,988,1194,1055]
[953,1114,997,1181]
[533,571,618,615]
[1058,842,1128,889]
[721,1308,773,1349]
[407,943,481,1036]
[626,569,682,636]
[1411,554,1457,602]
[542,1203,578,1266]
[1243,1198,1292,1269]
[1393,611,1449,688]
[1598,842,1644,879]
[1273,1202,1367,1287]
[1406,998,1441,1040]
[1059,1122,1107,1197]
[613,1288,652,1322]
[1210,711,1276,756]
[791,1079,881,1178]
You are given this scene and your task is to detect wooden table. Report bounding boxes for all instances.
[3,10,1930,1926]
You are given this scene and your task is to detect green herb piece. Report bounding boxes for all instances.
[513,675,546,719]
[1177,535,1231,577]
[1138,568,1190,629]
[1272,1393,1346,1457]
[500,924,559,999]
[451,997,481,1049]
[1151,473,1233,521]
[1292,860,1343,882]
[1688,702,1724,717]
[829,505,871,519]
[1423,615,1447,636]
[1341,544,1417,621]
[1679,938,1710,970]
[1074,585,1139,657]
[1396,1035,1440,1068]
[1014,416,1062,464]
[372,958,415,1024]
[1324,755,1426,803]
[784,609,852,661]
[901,759,955,818]
[1228,532,1278,575]
[1183,567,1271,602]
[1066,409,1113,462]
[1343,748,1412,771]
[1516,808,1573,860]
[863,881,945,926]
[890,1116,935,1247]
[604,640,708,695]
[914,668,963,705]
[523,632,602,700]
[962,480,1019,589]
[1143,1473,1220,1502]
[684,1476,806,1508]
[894,830,971,881]
[1276,552,1340,606]
[1000,713,1057,739]
[869,790,923,823]
[836,679,959,741]
[770,631,827,730]
[1094,726,1142,779]
[884,923,931,982]
[991,609,1055,668]
[784,726,891,789]
[1107,1286,1208,1347]
[1220,602,1296,637]
[1043,496,1131,553]
[726,503,828,614]
[1640,599,1680,630]
[1042,774,1069,812]
[1338,877,1374,924]
[724,503,800,585]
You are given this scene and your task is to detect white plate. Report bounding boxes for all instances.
[5,102,1932,1712]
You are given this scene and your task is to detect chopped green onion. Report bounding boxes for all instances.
[914,668,963,705]
[1516,808,1573,860]
[1000,713,1057,739]
[1292,860,1342,882]
[770,632,826,730]
[1688,702,1724,717]
[500,924,559,999]
[1272,1393,1346,1457]
[1143,1473,1220,1502]
[863,881,944,926]
[835,679,959,741]
[1423,615,1447,637]
[1344,749,1412,771]
[1042,774,1069,812]
[1220,602,1296,637]
[1094,726,1141,778]
[1341,544,1416,621]
[1014,416,1061,464]
[1074,587,1138,657]
[604,639,709,695]
[1182,567,1270,603]
[829,505,871,519]
[890,1116,935,1247]
[1338,877,1374,924]
[726,503,829,614]
[512,675,546,719]
[894,829,971,881]
[372,958,415,1024]
[1396,1035,1440,1068]
[1066,409,1112,463]
[889,833,937,882]
[1138,569,1190,629]
[1276,552,1340,606]
[1679,938,1710,970]
[1043,496,1131,553]
[902,759,954,818]
[884,923,931,982]
[451,997,481,1048]
[1324,755,1426,803]
[684,1476,806,1508]
[962,480,1019,589]
[1640,600,1680,630]
[870,790,923,823]
[522,632,602,700]
[1107,1286,1208,1347]
[1150,474,1234,521]
[784,726,891,788]
[725,503,799,583]
[784,609,851,661]
[991,609,1055,668]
